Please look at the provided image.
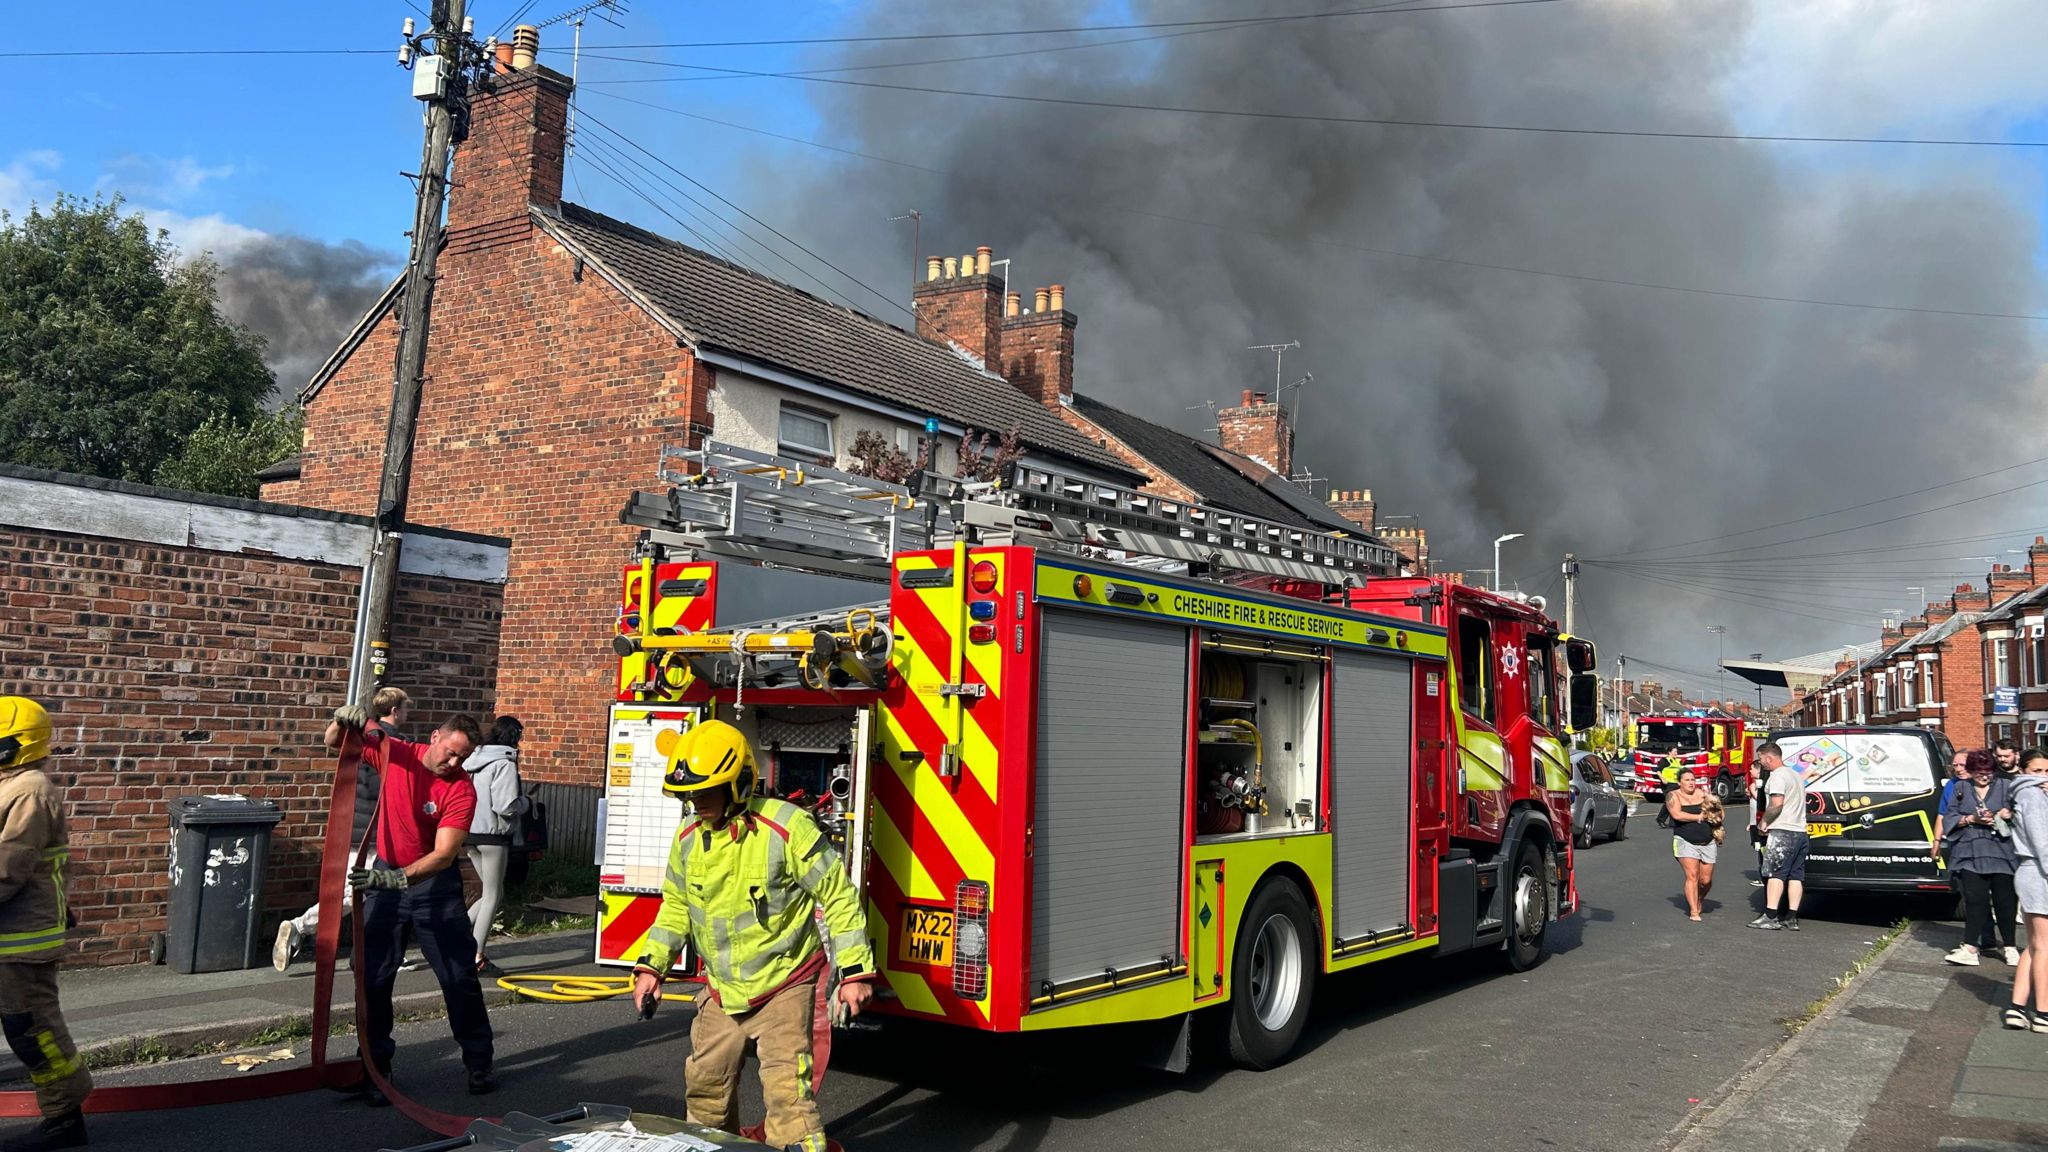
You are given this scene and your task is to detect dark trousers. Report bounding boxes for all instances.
[1959,869,2018,952]
[361,869,493,1072]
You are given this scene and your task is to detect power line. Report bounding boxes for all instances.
[1595,565,1879,629]
[566,0,1565,49]
[571,52,2048,150]
[582,88,2048,324]
[0,47,387,57]
[1594,455,2048,559]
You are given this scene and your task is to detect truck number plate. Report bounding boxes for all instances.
[898,906,954,966]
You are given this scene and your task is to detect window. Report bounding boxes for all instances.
[1456,615,1494,724]
[1994,638,2013,689]
[2030,628,2048,687]
[1527,636,1555,729]
[777,404,834,456]
[1900,666,1915,710]
[1874,674,1888,715]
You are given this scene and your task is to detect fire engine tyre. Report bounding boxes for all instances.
[1501,839,1551,973]
[1226,880,1317,1070]
[1714,774,1740,805]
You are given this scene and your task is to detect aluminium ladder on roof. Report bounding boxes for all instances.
[620,441,1398,586]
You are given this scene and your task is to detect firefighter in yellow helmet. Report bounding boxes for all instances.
[0,699,89,1152]
[630,720,875,1152]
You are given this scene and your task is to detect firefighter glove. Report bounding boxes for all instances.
[348,866,408,891]
[331,705,369,732]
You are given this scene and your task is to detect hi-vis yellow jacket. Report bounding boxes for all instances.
[636,797,874,1010]
[0,767,70,962]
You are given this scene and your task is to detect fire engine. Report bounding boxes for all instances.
[597,442,1598,1068]
[1625,713,1753,807]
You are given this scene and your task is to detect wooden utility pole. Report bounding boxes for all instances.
[354,0,470,705]
[1562,552,1579,634]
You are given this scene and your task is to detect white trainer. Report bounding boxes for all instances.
[1945,946,1981,967]
[273,920,301,972]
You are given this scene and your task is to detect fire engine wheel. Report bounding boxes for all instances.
[1714,774,1740,805]
[1227,880,1316,1070]
[1502,840,1551,973]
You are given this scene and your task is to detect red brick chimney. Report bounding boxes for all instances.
[1216,389,1292,477]
[913,247,1004,371]
[1926,599,1955,625]
[1954,583,1992,613]
[2030,537,2048,588]
[1002,285,1075,407]
[1327,489,1376,533]
[1900,616,1929,638]
[1880,624,1904,651]
[448,36,572,249]
[1991,564,2030,601]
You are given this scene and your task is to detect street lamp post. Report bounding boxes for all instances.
[1708,625,1726,706]
[1492,533,1523,593]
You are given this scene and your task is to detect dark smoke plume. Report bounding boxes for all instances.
[211,235,395,402]
[731,0,2046,684]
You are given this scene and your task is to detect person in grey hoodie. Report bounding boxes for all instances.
[2005,748,2048,1032]
[462,716,526,974]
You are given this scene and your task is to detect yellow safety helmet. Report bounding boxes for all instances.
[654,720,756,807]
[0,697,52,771]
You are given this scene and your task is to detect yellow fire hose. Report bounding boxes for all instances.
[496,974,699,1004]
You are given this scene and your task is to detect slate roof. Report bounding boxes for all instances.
[536,203,1133,477]
[1068,394,1360,535]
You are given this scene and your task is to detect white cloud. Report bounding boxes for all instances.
[0,150,63,217]
[99,153,236,206]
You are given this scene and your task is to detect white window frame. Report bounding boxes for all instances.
[1994,638,2013,690]
[1900,667,1916,710]
[777,403,835,457]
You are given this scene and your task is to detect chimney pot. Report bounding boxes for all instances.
[1240,389,1254,405]
[1049,284,1064,312]
[976,246,991,275]
[926,256,942,282]
[961,252,975,278]
[1005,292,1020,318]
[511,24,539,70]
[943,256,958,279]
[493,40,515,74]
[1034,288,1050,312]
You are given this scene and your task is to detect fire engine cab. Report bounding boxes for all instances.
[599,442,1598,1068]
[1625,713,1753,806]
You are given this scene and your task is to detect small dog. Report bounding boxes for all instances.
[1701,795,1727,844]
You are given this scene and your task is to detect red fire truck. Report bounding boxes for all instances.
[1624,713,1754,806]
[599,443,1598,1068]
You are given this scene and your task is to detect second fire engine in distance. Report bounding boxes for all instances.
[601,442,1600,1069]
[1626,712,1753,809]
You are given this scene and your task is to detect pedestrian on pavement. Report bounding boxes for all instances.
[2003,748,2048,1031]
[462,715,526,976]
[1668,769,1718,921]
[1749,760,1770,886]
[324,705,495,1103]
[274,687,411,971]
[1939,749,2018,967]
[1937,748,2004,955]
[1995,738,2021,776]
[631,720,876,1152]
[0,699,90,1152]
[1750,742,1809,931]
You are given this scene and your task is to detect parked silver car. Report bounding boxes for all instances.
[1570,751,1630,848]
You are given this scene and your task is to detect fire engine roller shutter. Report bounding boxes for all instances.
[1032,609,1188,992]
[1331,650,1414,944]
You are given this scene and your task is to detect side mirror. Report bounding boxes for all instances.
[1569,673,1599,733]
[1564,637,1597,675]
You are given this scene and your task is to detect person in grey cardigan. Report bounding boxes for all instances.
[2006,749,2048,1031]
[462,716,526,975]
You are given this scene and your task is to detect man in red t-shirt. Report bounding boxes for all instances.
[324,706,494,1102]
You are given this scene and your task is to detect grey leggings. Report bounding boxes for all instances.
[465,843,510,958]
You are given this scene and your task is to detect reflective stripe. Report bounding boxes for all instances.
[28,1031,76,1086]
[648,925,685,952]
[0,931,67,956]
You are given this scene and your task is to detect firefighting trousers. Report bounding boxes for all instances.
[360,871,494,1073]
[685,975,825,1152]
[0,962,90,1117]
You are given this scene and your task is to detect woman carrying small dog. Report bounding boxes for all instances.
[1669,768,1720,921]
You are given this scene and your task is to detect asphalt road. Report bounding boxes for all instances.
[60,804,1920,1152]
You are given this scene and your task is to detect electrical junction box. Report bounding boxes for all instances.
[412,56,445,100]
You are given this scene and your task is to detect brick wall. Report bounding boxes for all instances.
[1215,390,1293,479]
[1002,306,1075,407]
[0,475,504,965]
[912,251,1003,369]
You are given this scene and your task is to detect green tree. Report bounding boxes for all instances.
[154,406,303,499]
[0,194,274,483]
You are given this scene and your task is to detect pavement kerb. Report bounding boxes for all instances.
[1661,923,1913,1152]
[75,982,531,1072]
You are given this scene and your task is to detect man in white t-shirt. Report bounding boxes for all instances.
[1749,742,1809,931]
